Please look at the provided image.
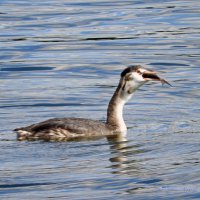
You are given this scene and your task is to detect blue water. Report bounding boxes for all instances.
[0,0,200,199]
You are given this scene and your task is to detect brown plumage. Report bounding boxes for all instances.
[14,118,114,141]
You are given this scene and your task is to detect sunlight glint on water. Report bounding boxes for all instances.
[0,0,200,199]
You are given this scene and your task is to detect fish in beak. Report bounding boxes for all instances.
[142,71,172,86]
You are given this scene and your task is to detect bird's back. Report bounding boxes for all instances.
[14,118,115,141]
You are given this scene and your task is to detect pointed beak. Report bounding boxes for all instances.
[142,71,172,86]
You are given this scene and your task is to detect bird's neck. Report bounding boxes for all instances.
[106,85,133,133]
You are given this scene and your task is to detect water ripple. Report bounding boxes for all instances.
[0,0,200,199]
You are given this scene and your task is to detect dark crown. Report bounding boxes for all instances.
[121,65,142,77]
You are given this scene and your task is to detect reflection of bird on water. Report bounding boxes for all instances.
[14,65,170,141]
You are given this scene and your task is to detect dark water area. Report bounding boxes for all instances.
[0,0,200,199]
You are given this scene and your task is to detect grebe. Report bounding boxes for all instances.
[14,65,170,141]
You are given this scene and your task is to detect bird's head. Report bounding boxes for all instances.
[119,65,171,100]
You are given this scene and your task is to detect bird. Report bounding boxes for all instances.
[14,65,170,141]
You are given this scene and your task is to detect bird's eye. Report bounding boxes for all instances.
[136,70,142,75]
[125,74,133,81]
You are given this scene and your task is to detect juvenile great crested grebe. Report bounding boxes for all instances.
[14,65,170,141]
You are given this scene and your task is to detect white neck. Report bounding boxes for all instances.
[106,70,147,134]
[106,75,146,134]
[106,86,133,134]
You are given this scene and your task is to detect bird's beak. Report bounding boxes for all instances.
[142,71,172,86]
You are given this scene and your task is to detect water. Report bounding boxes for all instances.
[0,0,200,199]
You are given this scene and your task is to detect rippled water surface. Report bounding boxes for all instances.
[0,0,200,199]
